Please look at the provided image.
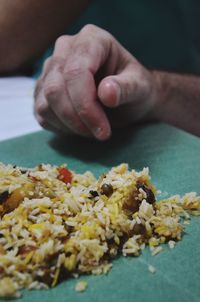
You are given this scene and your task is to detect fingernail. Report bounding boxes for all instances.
[112,81,121,106]
[105,80,120,107]
[93,127,111,141]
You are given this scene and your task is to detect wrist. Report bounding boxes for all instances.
[147,70,166,122]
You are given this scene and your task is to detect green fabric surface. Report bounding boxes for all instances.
[0,123,200,302]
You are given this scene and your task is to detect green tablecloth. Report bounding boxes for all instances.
[0,123,200,302]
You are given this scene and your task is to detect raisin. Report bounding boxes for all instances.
[137,184,155,204]
[89,190,99,198]
[20,169,27,174]
[0,191,9,204]
[123,190,141,214]
[132,223,147,236]
[101,184,113,197]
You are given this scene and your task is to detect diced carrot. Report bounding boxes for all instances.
[58,167,72,184]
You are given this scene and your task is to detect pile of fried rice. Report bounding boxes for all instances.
[0,162,199,298]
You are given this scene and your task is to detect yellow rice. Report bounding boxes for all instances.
[0,162,199,298]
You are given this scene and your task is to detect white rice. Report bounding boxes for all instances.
[0,162,199,298]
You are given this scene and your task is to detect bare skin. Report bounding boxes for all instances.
[0,0,90,73]
[34,25,157,140]
[0,1,200,138]
[34,25,200,140]
[152,72,200,137]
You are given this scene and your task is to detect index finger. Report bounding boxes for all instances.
[64,67,111,140]
[54,27,113,140]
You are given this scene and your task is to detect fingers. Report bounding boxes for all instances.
[53,25,111,73]
[52,27,113,140]
[64,68,111,140]
[35,62,89,136]
[43,68,92,137]
[35,25,153,140]
[34,84,64,132]
[34,26,115,140]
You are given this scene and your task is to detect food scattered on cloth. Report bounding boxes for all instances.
[75,280,88,292]
[148,265,156,274]
[150,245,164,256]
[168,240,176,249]
[0,162,199,298]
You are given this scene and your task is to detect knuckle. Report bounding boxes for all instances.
[77,104,91,119]
[44,57,64,77]
[55,35,68,49]
[44,80,63,100]
[80,24,97,34]
[81,24,112,41]
[78,25,112,62]
[64,67,85,81]
[36,102,48,117]
[77,42,91,56]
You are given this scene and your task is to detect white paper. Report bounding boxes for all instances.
[0,76,41,142]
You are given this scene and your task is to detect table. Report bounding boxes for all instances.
[0,77,200,302]
[0,77,41,142]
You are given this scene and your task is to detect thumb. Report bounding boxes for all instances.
[97,67,150,108]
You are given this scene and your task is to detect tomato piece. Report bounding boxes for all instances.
[58,167,72,184]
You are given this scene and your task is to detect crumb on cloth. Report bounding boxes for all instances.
[148,265,156,274]
[75,281,88,292]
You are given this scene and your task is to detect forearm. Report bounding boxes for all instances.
[152,71,200,136]
[0,0,90,74]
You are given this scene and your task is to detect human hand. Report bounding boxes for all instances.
[34,24,158,141]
